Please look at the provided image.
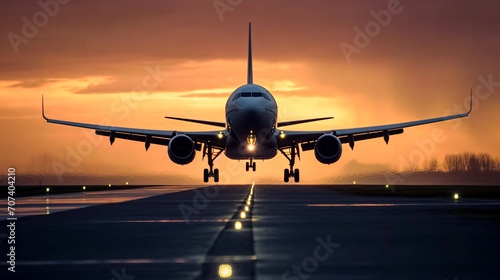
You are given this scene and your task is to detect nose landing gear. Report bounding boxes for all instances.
[245,159,256,172]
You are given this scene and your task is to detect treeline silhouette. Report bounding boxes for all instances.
[423,152,500,172]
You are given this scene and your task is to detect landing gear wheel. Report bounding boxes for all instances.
[284,169,290,183]
[246,162,250,172]
[294,168,300,182]
[214,168,219,183]
[203,169,209,183]
[202,143,223,182]
[252,162,256,172]
[279,144,300,183]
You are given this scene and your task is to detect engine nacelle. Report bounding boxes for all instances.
[314,134,342,164]
[168,134,196,165]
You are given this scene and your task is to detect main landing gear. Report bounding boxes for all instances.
[245,159,256,172]
[279,144,300,183]
[203,143,223,183]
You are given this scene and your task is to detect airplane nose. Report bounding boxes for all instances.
[243,108,260,119]
[234,107,258,123]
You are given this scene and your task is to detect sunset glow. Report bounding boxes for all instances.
[1,1,499,185]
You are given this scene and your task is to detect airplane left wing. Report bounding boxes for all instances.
[278,93,472,150]
[42,96,225,150]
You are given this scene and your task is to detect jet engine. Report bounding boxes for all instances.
[168,135,196,165]
[314,134,342,164]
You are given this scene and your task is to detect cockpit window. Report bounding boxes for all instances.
[260,92,271,101]
[232,91,271,101]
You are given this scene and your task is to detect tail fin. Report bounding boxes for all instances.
[247,22,253,84]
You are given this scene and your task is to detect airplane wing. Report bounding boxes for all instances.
[41,96,225,150]
[278,93,472,150]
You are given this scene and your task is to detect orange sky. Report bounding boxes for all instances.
[1,0,499,184]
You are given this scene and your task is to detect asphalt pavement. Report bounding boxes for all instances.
[1,184,499,280]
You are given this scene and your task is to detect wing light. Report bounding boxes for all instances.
[279,131,285,139]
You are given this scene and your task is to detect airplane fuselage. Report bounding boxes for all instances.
[225,84,278,159]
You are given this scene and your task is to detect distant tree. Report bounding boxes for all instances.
[423,159,439,172]
[443,152,500,172]
[477,153,499,171]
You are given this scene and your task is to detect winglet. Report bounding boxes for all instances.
[247,22,253,84]
[466,88,473,115]
[41,94,48,121]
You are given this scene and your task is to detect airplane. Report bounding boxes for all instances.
[42,22,472,183]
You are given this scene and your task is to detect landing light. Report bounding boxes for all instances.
[247,143,255,151]
[279,131,285,139]
[218,132,224,139]
[218,264,233,278]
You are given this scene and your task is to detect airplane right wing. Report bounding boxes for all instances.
[278,93,472,150]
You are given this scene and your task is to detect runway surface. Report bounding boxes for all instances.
[1,184,500,279]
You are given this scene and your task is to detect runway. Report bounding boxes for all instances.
[2,184,500,279]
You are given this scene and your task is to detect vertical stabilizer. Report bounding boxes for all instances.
[247,22,253,84]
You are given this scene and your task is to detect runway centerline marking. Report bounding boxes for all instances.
[200,183,256,279]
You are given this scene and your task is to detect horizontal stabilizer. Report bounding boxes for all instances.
[278,117,333,127]
[165,116,225,128]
